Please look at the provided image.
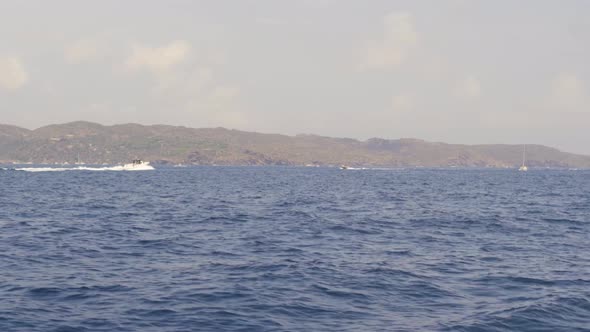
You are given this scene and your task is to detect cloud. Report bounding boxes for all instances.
[64,40,102,63]
[0,56,28,90]
[360,11,418,70]
[126,40,191,73]
[548,73,587,111]
[453,76,481,99]
[123,40,242,127]
[147,62,243,127]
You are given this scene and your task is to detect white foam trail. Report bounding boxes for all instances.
[15,165,155,172]
[342,167,403,171]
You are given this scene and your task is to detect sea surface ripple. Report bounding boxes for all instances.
[1,166,589,331]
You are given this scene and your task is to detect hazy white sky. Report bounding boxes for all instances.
[1,0,589,153]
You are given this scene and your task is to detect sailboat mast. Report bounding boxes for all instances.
[518,144,528,171]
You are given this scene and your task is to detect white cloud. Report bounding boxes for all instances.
[361,11,418,70]
[126,40,191,73]
[0,56,28,90]
[64,40,101,63]
[548,73,587,111]
[124,41,242,126]
[454,76,481,99]
[146,61,243,127]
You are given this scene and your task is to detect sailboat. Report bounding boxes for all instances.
[74,152,85,165]
[518,145,528,171]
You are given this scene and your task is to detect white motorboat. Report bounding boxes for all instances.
[117,159,154,171]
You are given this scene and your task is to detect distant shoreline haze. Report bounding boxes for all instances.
[1,121,589,168]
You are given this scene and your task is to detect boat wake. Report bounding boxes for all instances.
[14,165,155,172]
[341,167,403,171]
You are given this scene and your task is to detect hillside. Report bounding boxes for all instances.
[0,121,589,168]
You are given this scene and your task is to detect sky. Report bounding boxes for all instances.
[0,0,589,154]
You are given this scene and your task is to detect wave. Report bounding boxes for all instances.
[342,167,404,171]
[444,296,590,331]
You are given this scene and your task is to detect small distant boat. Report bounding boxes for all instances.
[340,165,349,170]
[518,145,528,172]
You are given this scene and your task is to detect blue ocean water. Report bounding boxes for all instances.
[1,166,589,332]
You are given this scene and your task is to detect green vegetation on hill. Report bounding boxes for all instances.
[1,121,589,168]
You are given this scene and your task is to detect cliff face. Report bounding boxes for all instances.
[1,121,589,168]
